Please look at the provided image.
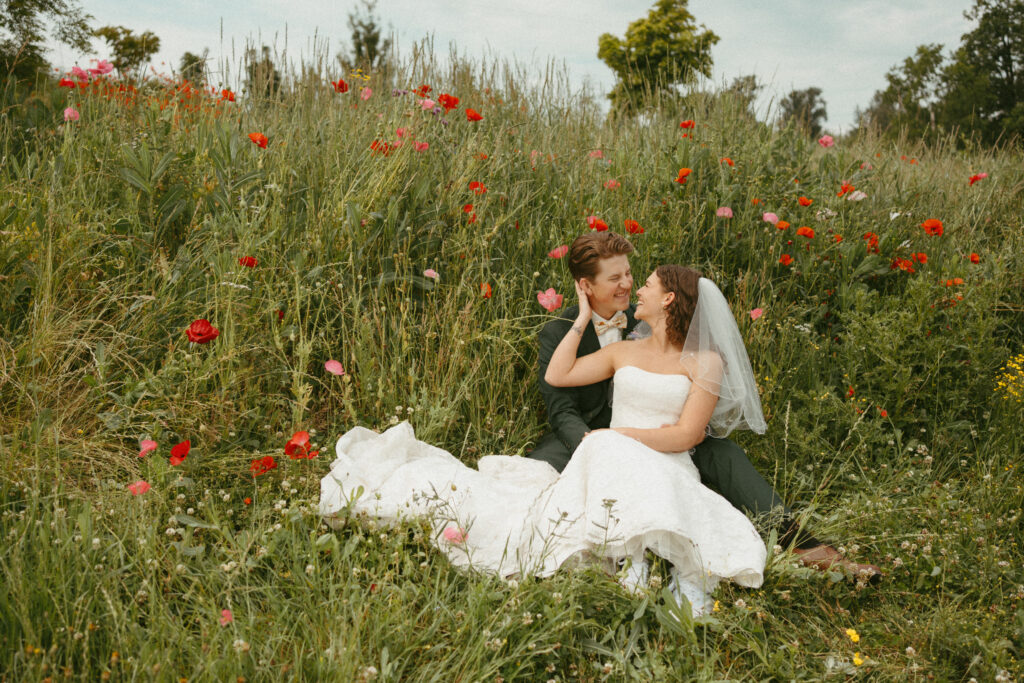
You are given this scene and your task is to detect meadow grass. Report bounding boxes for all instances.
[0,48,1022,681]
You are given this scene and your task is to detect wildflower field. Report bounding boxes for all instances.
[1,50,1022,681]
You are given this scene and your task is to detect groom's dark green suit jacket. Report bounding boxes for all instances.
[527,305,807,540]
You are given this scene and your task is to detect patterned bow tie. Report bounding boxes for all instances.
[593,311,628,336]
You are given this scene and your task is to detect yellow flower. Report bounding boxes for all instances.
[712,600,720,612]
[853,652,864,666]
[846,628,860,643]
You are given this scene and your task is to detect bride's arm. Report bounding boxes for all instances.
[545,281,619,387]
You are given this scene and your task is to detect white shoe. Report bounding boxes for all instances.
[617,557,650,595]
[667,571,715,617]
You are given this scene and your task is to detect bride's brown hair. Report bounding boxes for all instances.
[655,265,703,346]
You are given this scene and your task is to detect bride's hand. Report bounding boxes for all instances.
[574,279,593,320]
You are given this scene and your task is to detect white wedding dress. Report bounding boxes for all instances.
[320,366,766,609]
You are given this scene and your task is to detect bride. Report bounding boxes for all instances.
[320,265,767,615]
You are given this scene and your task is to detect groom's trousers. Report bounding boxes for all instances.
[528,432,820,550]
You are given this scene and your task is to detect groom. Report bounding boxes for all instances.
[527,231,881,579]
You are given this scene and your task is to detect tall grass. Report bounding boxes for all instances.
[0,45,1022,680]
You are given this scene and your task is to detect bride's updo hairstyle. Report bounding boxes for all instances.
[568,231,634,282]
[655,265,702,346]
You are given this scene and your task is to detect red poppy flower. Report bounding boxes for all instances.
[438,93,459,112]
[969,252,980,264]
[623,219,644,235]
[796,226,815,239]
[679,119,695,129]
[778,254,793,266]
[480,282,492,299]
[921,218,944,236]
[837,183,855,197]
[277,309,285,321]
[284,430,319,459]
[776,220,790,230]
[890,257,916,273]
[879,409,888,418]
[474,153,488,160]
[238,256,257,268]
[332,79,349,94]
[751,198,761,205]
[720,157,734,167]
[221,89,235,102]
[586,215,608,231]
[186,319,220,344]
[170,440,190,466]
[548,245,569,258]
[968,172,987,186]
[833,234,843,243]
[415,84,432,97]
[462,203,474,214]
[465,108,483,122]
[847,386,855,398]
[58,78,75,88]
[953,277,964,285]
[862,232,880,254]
[675,168,692,185]
[248,132,268,148]
[797,196,813,207]
[244,497,252,505]
[250,455,277,476]
[468,181,487,194]
[912,252,928,264]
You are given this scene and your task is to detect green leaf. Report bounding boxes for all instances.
[172,514,217,530]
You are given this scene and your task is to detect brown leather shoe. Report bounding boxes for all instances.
[793,544,883,584]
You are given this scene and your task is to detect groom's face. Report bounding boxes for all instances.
[580,254,633,318]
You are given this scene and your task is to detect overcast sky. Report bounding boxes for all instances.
[48,1,977,131]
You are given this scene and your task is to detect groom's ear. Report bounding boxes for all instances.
[578,278,593,295]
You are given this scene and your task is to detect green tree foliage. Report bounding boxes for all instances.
[597,0,719,113]
[859,0,1024,145]
[777,87,828,138]
[338,0,392,74]
[94,25,160,79]
[856,44,945,139]
[244,45,282,100]
[0,0,92,81]
[179,50,208,85]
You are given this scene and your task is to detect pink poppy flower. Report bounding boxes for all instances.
[127,480,151,496]
[716,206,733,218]
[537,288,564,312]
[443,526,466,543]
[818,135,834,148]
[419,98,435,110]
[413,141,429,152]
[603,179,620,190]
[589,150,604,159]
[219,609,233,626]
[324,360,345,376]
[423,268,439,280]
[968,172,988,186]
[395,127,408,138]
[63,107,80,122]
[762,212,779,224]
[846,190,867,201]
[71,66,89,82]
[749,308,764,321]
[547,245,568,259]
[89,59,114,75]
[360,87,372,101]
[138,439,158,458]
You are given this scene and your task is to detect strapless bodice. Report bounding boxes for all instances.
[609,365,692,430]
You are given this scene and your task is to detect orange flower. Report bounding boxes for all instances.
[720,157,734,167]
[969,252,980,264]
[912,252,928,264]
[796,226,815,239]
[480,282,492,298]
[837,183,855,197]
[921,218,944,236]
[798,196,813,207]
[776,220,790,230]
[465,108,483,122]
[953,277,964,285]
[248,132,268,148]
[675,168,692,185]
[220,89,235,102]
[833,234,843,243]
[778,254,793,266]
[890,257,916,273]
[862,232,880,253]
[623,219,644,235]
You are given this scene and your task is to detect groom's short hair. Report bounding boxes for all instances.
[568,232,634,281]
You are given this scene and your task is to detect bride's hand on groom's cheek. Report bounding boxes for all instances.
[574,280,593,317]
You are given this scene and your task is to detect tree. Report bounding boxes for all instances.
[244,45,282,100]
[778,87,828,138]
[597,0,719,113]
[94,25,160,79]
[857,44,945,138]
[338,0,392,74]
[0,0,92,81]
[179,50,208,85]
